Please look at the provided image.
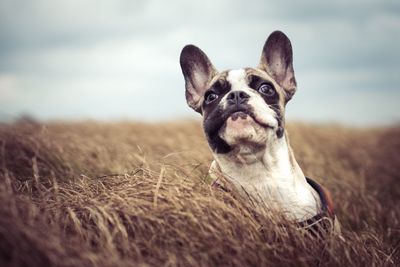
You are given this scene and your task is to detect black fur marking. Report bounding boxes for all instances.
[276,126,284,138]
[203,103,257,154]
[248,75,279,105]
[201,79,233,153]
[269,103,284,136]
[202,79,231,114]
[248,74,285,138]
[207,132,231,154]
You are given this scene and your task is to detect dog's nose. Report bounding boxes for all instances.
[226,91,250,105]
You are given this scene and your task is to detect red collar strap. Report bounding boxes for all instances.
[297,177,336,231]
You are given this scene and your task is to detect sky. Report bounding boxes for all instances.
[0,0,399,125]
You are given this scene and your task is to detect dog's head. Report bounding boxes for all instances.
[180,31,297,154]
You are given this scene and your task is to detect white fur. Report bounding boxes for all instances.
[212,137,320,221]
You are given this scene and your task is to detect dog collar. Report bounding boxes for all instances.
[212,176,336,231]
[297,177,336,232]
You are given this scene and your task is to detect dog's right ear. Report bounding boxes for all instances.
[258,31,297,101]
[180,45,217,113]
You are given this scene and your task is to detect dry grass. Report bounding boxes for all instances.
[0,119,399,266]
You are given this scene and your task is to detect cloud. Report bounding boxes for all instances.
[0,73,19,101]
[0,0,399,125]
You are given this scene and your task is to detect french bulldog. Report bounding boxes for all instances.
[180,31,339,230]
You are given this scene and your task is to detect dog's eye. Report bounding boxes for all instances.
[258,83,275,97]
[205,92,218,104]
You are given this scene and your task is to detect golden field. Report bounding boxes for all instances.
[0,119,399,266]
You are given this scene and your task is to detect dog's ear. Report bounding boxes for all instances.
[258,31,297,101]
[180,45,217,112]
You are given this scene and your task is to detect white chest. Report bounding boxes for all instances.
[211,147,321,221]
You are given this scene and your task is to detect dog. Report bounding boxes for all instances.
[180,31,340,233]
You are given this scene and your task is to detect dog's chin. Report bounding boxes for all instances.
[218,111,270,147]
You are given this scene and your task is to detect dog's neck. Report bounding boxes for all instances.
[211,133,321,221]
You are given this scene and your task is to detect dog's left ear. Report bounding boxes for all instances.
[258,31,297,101]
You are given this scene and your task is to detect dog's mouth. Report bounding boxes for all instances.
[230,111,249,121]
[226,110,272,129]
